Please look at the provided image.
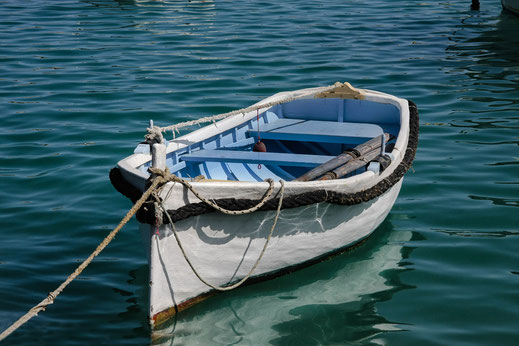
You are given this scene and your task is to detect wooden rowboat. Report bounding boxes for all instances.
[110,82,419,328]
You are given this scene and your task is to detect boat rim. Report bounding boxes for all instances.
[116,85,411,192]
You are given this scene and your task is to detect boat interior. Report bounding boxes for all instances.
[136,98,402,182]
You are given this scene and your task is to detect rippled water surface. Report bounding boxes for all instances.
[1,0,518,344]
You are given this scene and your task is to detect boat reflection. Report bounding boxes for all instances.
[151,223,412,345]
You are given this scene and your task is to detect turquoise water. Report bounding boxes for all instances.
[1,0,518,344]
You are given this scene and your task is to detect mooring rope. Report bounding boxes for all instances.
[0,168,282,341]
[156,180,285,291]
[159,82,343,138]
[0,177,162,342]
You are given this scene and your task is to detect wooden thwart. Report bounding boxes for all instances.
[247,119,383,145]
[182,149,335,168]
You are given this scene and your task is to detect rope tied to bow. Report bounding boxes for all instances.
[145,125,165,145]
[0,167,283,341]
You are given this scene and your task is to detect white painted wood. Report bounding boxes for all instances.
[113,84,413,326]
[116,86,409,186]
[152,228,412,343]
[145,180,403,323]
[151,143,166,170]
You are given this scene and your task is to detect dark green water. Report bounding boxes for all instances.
[1,0,518,344]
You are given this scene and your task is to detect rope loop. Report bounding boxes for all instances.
[156,180,286,291]
[146,167,286,291]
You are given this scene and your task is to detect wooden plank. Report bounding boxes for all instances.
[247,119,383,144]
[181,149,335,167]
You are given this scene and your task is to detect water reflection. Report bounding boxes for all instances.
[445,9,519,94]
[83,0,215,9]
[441,8,519,195]
[435,229,519,238]
[444,8,519,121]
[468,194,519,207]
[151,224,413,345]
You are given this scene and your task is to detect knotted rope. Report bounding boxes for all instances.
[0,168,282,341]
[145,125,165,144]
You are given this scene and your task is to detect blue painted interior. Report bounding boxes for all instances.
[182,150,336,167]
[136,98,401,182]
[246,119,383,145]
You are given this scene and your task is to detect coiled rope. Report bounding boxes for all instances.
[0,168,282,342]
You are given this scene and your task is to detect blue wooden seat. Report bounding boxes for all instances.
[246,119,383,145]
[181,149,335,168]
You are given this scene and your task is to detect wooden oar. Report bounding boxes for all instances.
[317,147,382,180]
[294,133,389,182]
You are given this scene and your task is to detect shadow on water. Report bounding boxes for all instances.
[111,264,151,337]
[151,221,416,345]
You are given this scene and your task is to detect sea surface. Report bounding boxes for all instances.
[1,0,518,344]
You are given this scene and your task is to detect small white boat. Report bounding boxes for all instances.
[502,0,519,14]
[110,82,419,328]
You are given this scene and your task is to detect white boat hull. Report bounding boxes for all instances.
[151,228,412,345]
[143,179,403,326]
[111,83,419,328]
